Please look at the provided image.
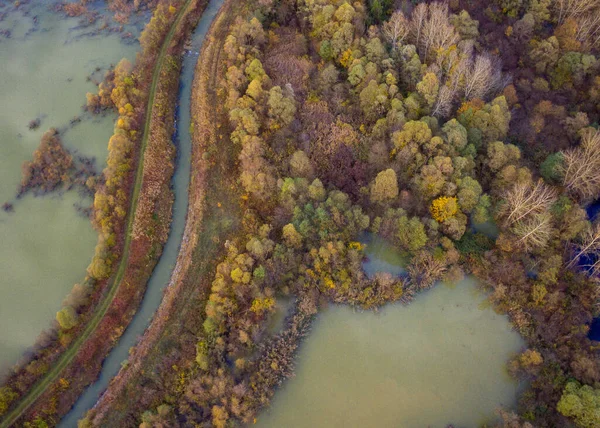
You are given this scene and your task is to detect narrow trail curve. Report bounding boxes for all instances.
[0,1,196,426]
[80,1,233,424]
[59,0,227,425]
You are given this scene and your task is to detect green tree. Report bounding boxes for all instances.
[457,176,483,212]
[442,119,468,154]
[557,381,600,428]
[0,386,17,416]
[486,141,521,171]
[360,80,389,122]
[370,169,399,203]
[540,152,565,183]
[529,36,560,74]
[450,10,479,40]
[268,86,296,130]
[56,306,78,330]
[334,2,355,23]
[397,216,428,252]
[417,73,440,109]
[245,58,266,81]
[392,120,432,149]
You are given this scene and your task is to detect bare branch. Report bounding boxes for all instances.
[560,129,600,202]
[383,10,409,51]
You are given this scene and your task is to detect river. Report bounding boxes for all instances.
[59,0,225,425]
[256,235,525,428]
[0,0,145,376]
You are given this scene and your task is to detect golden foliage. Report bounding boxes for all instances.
[430,196,458,222]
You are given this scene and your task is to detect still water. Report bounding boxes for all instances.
[257,237,524,428]
[0,1,143,374]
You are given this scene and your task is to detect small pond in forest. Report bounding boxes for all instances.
[256,234,525,428]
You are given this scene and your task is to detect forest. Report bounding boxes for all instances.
[3,0,600,426]
[78,0,600,427]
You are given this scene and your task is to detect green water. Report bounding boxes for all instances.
[0,2,141,374]
[256,237,524,428]
[361,232,407,278]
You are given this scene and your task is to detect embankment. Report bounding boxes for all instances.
[0,0,208,426]
[82,0,240,424]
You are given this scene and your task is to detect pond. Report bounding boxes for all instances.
[256,235,525,428]
[0,1,144,375]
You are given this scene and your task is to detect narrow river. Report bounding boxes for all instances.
[60,0,225,425]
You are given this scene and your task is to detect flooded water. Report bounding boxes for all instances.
[256,236,524,428]
[0,1,143,374]
[361,232,406,278]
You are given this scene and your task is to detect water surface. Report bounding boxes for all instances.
[60,0,226,424]
[257,239,524,428]
[0,1,142,374]
[361,232,406,278]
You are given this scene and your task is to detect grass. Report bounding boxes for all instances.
[0,1,197,426]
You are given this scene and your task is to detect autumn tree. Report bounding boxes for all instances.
[557,381,600,428]
[370,169,399,203]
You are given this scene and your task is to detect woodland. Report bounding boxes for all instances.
[3,0,600,427]
[84,0,600,427]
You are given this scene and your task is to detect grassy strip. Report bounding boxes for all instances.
[84,1,242,424]
[0,1,196,426]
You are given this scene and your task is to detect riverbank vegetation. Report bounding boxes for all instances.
[82,0,600,426]
[0,0,209,426]
[61,0,158,23]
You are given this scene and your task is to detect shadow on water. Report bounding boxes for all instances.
[586,200,600,340]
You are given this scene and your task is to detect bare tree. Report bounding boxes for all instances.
[383,10,409,51]
[500,180,558,227]
[555,0,600,23]
[407,251,447,290]
[560,129,600,201]
[409,2,460,61]
[554,0,600,49]
[420,3,460,61]
[464,54,505,100]
[512,212,554,251]
[431,85,454,118]
[410,3,427,55]
[567,221,600,274]
[575,12,600,49]
[498,180,558,251]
